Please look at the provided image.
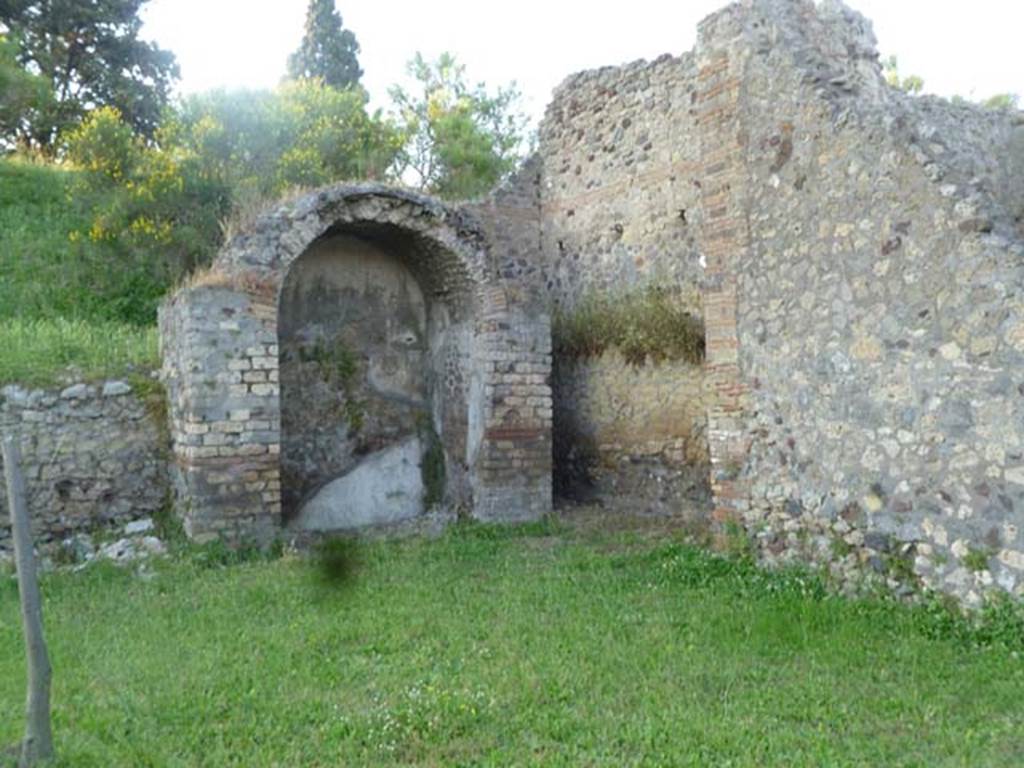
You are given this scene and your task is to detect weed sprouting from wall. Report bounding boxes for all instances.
[418,415,446,510]
[963,547,994,573]
[127,373,170,449]
[552,284,705,366]
[152,491,187,552]
[298,337,365,432]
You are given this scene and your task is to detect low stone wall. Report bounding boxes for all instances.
[553,351,709,511]
[0,378,169,551]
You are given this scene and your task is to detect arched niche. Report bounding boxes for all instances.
[278,222,478,530]
[159,185,552,544]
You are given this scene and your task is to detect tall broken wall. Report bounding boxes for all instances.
[533,55,711,507]
[697,0,1024,603]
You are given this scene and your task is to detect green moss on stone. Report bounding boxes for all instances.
[128,373,170,450]
[418,415,446,510]
[963,547,993,573]
[299,337,365,433]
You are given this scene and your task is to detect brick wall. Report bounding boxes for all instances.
[160,185,553,540]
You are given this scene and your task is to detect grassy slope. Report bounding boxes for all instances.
[0,157,86,320]
[1,524,1022,767]
[0,158,158,386]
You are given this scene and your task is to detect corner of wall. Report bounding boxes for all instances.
[695,3,755,528]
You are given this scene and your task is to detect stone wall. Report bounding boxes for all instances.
[464,156,544,313]
[463,165,555,519]
[696,0,1024,604]
[537,56,703,305]
[147,0,1024,607]
[0,379,168,551]
[510,0,1024,604]
[278,233,431,520]
[552,352,708,509]
[159,283,282,544]
[160,185,553,541]
[532,54,711,506]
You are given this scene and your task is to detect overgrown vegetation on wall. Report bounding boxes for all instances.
[552,284,705,366]
[297,338,365,432]
[418,415,446,510]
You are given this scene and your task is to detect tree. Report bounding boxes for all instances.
[0,33,52,150]
[173,80,400,202]
[287,0,362,91]
[389,52,529,200]
[64,106,233,320]
[59,82,401,319]
[882,55,924,95]
[980,93,1019,111]
[0,0,179,152]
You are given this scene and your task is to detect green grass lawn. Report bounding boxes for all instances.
[0,317,158,387]
[2,519,1023,767]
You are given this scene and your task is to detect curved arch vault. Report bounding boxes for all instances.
[160,185,552,543]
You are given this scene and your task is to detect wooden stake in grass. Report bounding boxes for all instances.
[2,436,54,767]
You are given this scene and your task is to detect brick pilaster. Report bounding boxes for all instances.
[696,14,753,526]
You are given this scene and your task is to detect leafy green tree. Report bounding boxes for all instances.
[0,0,179,152]
[273,79,400,188]
[63,107,231,321]
[173,80,400,203]
[390,52,529,200]
[980,93,1019,111]
[287,0,362,90]
[0,32,53,150]
[61,81,401,321]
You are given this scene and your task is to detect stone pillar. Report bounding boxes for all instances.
[160,285,281,544]
[472,298,553,522]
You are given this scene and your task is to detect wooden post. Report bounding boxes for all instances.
[2,436,54,767]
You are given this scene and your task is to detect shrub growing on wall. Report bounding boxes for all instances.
[552,284,705,366]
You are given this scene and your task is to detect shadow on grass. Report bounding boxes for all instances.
[311,535,363,592]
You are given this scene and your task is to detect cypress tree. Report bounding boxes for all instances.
[287,0,363,90]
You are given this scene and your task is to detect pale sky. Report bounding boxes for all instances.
[141,0,1023,125]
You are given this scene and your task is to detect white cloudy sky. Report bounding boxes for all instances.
[141,0,1023,124]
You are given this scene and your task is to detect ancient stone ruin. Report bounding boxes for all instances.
[3,0,1023,606]
[160,186,552,541]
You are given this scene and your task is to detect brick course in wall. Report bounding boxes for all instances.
[695,7,753,527]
